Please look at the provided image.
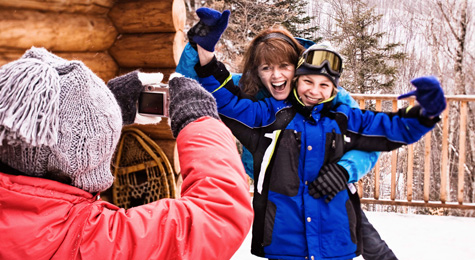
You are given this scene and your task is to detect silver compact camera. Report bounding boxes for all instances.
[138,83,169,117]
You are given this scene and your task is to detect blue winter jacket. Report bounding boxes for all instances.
[193,56,437,260]
[176,43,379,182]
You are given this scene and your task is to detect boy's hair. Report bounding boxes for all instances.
[239,25,305,97]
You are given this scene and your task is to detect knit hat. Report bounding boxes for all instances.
[168,73,219,137]
[0,47,122,193]
[295,41,343,87]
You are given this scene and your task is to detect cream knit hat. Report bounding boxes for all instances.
[0,47,122,193]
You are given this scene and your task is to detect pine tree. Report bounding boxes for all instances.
[328,0,407,94]
[271,0,320,42]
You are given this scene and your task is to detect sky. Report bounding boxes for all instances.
[231,211,475,260]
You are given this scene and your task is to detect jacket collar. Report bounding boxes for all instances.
[0,171,95,201]
[289,88,334,120]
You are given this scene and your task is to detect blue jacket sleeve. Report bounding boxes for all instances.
[345,105,436,147]
[338,150,380,183]
[199,74,284,126]
[334,87,359,108]
[176,43,244,85]
[195,57,287,127]
[241,147,254,180]
[176,44,200,80]
[334,87,380,182]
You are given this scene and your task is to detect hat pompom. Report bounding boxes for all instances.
[0,58,60,147]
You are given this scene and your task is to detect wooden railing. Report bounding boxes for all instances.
[351,94,475,210]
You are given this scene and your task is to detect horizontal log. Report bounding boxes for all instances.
[56,52,118,82]
[0,51,24,66]
[0,0,115,15]
[0,9,117,52]
[109,31,186,68]
[0,50,118,83]
[108,0,186,33]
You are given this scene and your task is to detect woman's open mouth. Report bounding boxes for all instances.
[271,81,287,92]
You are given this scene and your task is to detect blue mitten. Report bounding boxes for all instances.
[398,76,446,117]
[189,7,230,52]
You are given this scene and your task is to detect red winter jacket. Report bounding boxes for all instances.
[0,117,253,260]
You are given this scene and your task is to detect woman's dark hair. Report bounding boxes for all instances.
[239,25,305,96]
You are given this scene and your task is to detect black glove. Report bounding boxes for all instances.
[106,70,142,125]
[308,163,349,203]
[107,71,165,125]
[168,74,219,137]
[187,21,208,50]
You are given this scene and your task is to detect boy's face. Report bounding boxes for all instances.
[296,74,334,106]
[257,62,295,101]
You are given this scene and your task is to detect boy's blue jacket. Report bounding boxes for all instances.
[193,56,437,260]
[176,43,378,182]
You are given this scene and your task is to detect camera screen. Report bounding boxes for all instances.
[138,92,165,116]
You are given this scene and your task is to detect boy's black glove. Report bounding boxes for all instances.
[186,21,207,50]
[168,74,219,138]
[308,163,349,203]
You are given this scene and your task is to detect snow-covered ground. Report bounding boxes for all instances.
[231,211,475,260]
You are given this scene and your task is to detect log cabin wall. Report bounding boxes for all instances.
[108,0,186,81]
[0,0,186,82]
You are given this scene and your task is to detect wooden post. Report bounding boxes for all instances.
[390,100,398,201]
[407,99,415,201]
[423,133,431,203]
[440,108,449,203]
[374,100,382,200]
[457,101,467,204]
[358,99,365,198]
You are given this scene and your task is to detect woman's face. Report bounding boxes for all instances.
[296,74,334,106]
[257,62,295,101]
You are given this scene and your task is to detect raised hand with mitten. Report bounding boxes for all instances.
[188,7,230,52]
[398,76,446,117]
[308,163,349,203]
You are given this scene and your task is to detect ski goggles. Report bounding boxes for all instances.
[298,49,343,76]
